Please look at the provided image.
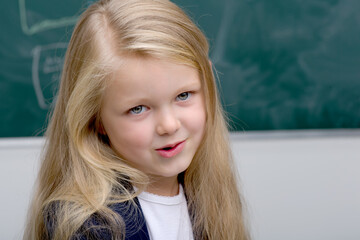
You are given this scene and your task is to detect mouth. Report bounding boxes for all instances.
[156,140,186,158]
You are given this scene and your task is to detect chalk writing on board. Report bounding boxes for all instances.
[19,0,79,35]
[209,0,249,127]
[32,43,67,109]
[298,0,360,86]
[211,0,239,65]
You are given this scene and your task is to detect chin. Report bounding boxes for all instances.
[160,164,191,178]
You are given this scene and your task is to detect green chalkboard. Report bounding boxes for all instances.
[1,0,360,137]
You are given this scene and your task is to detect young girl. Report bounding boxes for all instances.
[25,0,249,239]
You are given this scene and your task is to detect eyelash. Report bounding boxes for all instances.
[128,92,192,115]
[176,91,191,101]
[129,105,148,115]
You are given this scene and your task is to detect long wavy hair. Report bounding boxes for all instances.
[24,0,249,239]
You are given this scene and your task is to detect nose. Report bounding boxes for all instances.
[156,108,181,136]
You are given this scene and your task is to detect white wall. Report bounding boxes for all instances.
[1,130,359,240]
[231,130,360,240]
[0,138,43,240]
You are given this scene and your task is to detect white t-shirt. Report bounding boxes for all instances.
[137,185,194,240]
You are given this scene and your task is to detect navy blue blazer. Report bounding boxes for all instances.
[76,197,150,240]
[47,197,150,240]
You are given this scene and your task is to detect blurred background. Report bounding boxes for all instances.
[1,0,360,137]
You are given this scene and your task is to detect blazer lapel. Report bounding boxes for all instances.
[112,197,150,240]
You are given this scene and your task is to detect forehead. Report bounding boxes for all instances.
[113,56,199,87]
[103,56,202,105]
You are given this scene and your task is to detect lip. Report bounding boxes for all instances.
[155,140,186,158]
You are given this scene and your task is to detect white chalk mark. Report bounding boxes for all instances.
[19,0,79,35]
[210,0,239,65]
[32,43,67,109]
[298,0,360,84]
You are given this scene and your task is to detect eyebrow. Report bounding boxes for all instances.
[178,81,201,91]
[112,78,202,108]
[119,97,150,109]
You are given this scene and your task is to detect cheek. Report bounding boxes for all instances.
[107,120,153,155]
[187,103,206,137]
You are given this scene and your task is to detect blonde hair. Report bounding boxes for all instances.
[24,0,249,239]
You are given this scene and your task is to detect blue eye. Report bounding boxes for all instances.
[177,92,191,101]
[129,105,146,115]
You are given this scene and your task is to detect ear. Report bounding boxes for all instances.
[209,59,212,68]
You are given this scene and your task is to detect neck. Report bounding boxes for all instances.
[145,175,179,196]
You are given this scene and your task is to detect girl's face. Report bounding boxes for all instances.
[100,56,206,184]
